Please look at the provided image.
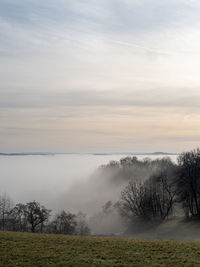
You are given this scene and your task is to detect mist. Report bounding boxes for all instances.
[0,153,179,236]
[2,152,200,240]
[0,154,124,208]
[0,153,177,212]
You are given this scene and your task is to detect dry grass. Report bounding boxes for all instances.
[0,231,200,266]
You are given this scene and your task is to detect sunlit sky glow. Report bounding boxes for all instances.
[1,0,200,153]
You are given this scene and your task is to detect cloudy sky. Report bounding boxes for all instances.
[1,0,200,153]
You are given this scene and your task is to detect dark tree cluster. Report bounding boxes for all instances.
[0,198,90,235]
[120,149,200,224]
[99,156,176,186]
[121,172,176,222]
[176,149,200,218]
[47,211,90,235]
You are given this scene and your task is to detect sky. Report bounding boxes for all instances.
[1,0,200,153]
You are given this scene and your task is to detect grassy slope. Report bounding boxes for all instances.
[0,232,200,266]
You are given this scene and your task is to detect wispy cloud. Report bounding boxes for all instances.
[1,88,200,110]
[1,0,200,152]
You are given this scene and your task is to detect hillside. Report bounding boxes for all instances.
[124,218,200,241]
[0,231,200,266]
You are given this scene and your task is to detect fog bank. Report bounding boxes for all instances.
[0,154,177,213]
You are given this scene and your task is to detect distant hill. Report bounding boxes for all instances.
[0,152,179,156]
[152,152,178,155]
[0,152,55,156]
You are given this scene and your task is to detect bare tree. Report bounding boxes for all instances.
[75,212,90,236]
[147,172,176,221]
[121,171,176,223]
[121,180,149,221]
[9,203,27,232]
[48,211,77,235]
[0,194,13,230]
[24,201,51,232]
[176,149,200,218]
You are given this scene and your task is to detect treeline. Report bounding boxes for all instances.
[116,148,200,223]
[0,198,90,235]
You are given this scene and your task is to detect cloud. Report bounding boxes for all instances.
[1,0,200,152]
[0,88,200,110]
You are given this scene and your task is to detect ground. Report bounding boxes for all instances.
[0,231,200,266]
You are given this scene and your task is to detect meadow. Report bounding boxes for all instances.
[0,231,200,266]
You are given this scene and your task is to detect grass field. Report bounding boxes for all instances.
[0,231,200,266]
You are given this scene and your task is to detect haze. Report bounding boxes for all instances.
[0,154,177,213]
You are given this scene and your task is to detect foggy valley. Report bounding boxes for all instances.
[2,151,200,240]
[0,153,177,214]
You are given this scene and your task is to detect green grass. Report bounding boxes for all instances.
[0,232,200,266]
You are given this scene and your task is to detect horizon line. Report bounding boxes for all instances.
[0,152,179,156]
